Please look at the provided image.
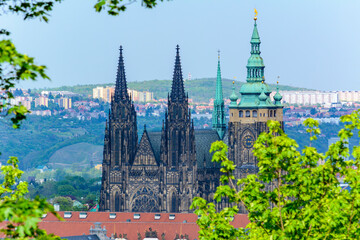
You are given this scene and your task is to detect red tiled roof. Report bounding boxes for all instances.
[40,212,250,239]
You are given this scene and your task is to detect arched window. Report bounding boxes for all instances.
[115,192,120,212]
[246,110,250,117]
[239,111,243,117]
[274,110,277,117]
[270,110,273,117]
[252,110,258,117]
[172,131,177,167]
[171,194,177,213]
[115,129,120,166]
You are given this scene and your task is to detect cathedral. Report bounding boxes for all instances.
[99,17,283,213]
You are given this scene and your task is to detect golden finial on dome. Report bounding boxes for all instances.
[232,81,235,85]
[254,8,258,21]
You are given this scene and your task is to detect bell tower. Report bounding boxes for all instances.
[228,13,283,182]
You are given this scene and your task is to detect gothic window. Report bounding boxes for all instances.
[131,187,159,212]
[246,110,250,117]
[252,110,258,117]
[115,192,120,212]
[171,194,177,213]
[178,131,182,154]
[115,129,120,165]
[121,106,125,118]
[239,111,243,117]
[121,129,124,159]
[172,152,176,167]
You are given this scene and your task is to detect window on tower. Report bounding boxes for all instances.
[270,110,273,117]
[252,110,258,117]
[239,111,243,117]
[246,110,250,117]
[274,110,277,117]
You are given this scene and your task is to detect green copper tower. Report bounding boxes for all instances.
[229,15,282,109]
[228,12,284,198]
[212,51,226,139]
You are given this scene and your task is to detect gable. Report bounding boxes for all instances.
[133,130,158,166]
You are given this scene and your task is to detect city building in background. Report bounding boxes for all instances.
[93,87,114,103]
[35,96,49,107]
[56,98,72,109]
[93,87,154,102]
[338,91,360,103]
[270,90,360,106]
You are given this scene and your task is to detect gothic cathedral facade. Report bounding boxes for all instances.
[99,18,283,213]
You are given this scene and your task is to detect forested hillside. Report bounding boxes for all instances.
[37,78,311,102]
[0,113,351,170]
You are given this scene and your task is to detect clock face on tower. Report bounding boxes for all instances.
[243,135,254,148]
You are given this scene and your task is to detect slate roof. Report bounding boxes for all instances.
[146,129,228,169]
[147,131,162,162]
[194,129,221,169]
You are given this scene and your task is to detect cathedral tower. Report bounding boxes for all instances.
[99,46,138,212]
[212,51,226,139]
[160,45,197,213]
[228,15,283,184]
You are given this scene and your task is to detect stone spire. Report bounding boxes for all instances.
[114,46,129,101]
[170,45,186,102]
[212,51,226,139]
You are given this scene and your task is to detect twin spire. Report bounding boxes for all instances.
[170,45,186,102]
[114,46,130,101]
[114,45,186,104]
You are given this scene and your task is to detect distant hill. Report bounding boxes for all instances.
[36,78,312,103]
[48,142,103,169]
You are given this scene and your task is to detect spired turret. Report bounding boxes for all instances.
[212,51,226,139]
[227,13,284,213]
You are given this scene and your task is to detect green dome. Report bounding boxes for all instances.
[230,88,238,102]
[274,91,282,101]
[259,90,267,102]
[247,55,264,67]
[240,82,271,94]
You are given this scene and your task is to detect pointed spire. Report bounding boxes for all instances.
[246,14,265,83]
[114,45,129,101]
[215,50,223,103]
[212,50,226,139]
[250,21,261,45]
[170,45,186,102]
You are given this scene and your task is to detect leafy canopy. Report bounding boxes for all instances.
[191,110,360,240]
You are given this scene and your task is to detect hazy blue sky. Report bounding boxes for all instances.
[2,0,360,91]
